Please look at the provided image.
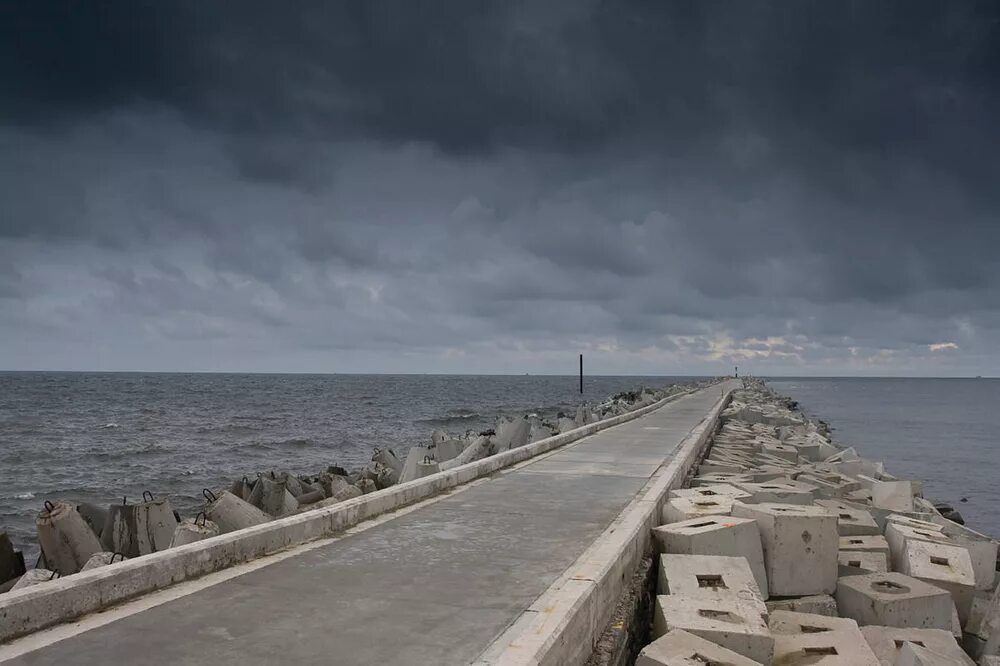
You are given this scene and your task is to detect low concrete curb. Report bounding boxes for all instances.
[474,383,736,665]
[0,386,708,644]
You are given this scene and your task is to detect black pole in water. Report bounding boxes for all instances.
[579,354,583,394]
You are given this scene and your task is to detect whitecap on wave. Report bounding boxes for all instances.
[99,423,120,429]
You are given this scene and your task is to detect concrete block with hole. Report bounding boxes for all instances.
[767,609,859,635]
[760,441,800,463]
[657,553,766,603]
[859,626,974,665]
[651,515,767,597]
[839,550,889,573]
[840,535,891,557]
[652,594,773,663]
[635,627,764,666]
[669,483,751,502]
[894,640,973,666]
[732,502,839,596]
[886,522,952,567]
[816,499,881,536]
[766,594,839,617]
[734,481,814,505]
[873,480,916,513]
[661,495,734,524]
[772,628,880,664]
[897,539,976,625]
[797,473,863,499]
[835,572,954,630]
[691,473,754,487]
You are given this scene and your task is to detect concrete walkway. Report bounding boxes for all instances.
[4,385,729,665]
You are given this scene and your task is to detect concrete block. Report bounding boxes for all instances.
[699,460,747,475]
[897,539,976,625]
[80,551,128,571]
[653,594,773,663]
[670,483,751,502]
[860,626,974,665]
[169,514,220,548]
[398,445,432,483]
[773,629,880,664]
[636,628,763,666]
[816,499,881,536]
[768,609,859,635]
[980,656,1000,666]
[766,595,839,617]
[37,500,103,575]
[835,572,954,630]
[651,515,767,597]
[734,481,814,505]
[840,535,891,557]
[661,496,733,524]
[691,473,755,487]
[204,490,272,534]
[732,502,838,596]
[873,481,916,513]
[658,553,765,603]
[839,550,889,573]
[760,441,800,462]
[895,640,973,665]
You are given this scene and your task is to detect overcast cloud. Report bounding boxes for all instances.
[2,1,999,375]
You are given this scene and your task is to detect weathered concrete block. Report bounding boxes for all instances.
[840,535,891,557]
[658,553,765,603]
[691,473,755,487]
[398,446,432,484]
[895,640,972,665]
[760,441,800,463]
[37,500,103,575]
[661,496,733,524]
[859,626,974,665]
[204,490,272,534]
[897,539,976,625]
[653,594,773,663]
[636,628,763,665]
[734,481,814,505]
[768,609,859,635]
[669,483,751,502]
[80,551,128,571]
[169,514,220,548]
[766,594,839,617]
[816,499,881,536]
[838,550,889,573]
[773,629,880,664]
[873,480,915,513]
[10,568,58,591]
[797,473,863,499]
[652,515,767,597]
[835,572,954,630]
[732,502,839,596]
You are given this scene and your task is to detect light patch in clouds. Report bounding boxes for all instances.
[929,342,959,352]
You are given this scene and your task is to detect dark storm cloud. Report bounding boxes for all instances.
[2,1,999,373]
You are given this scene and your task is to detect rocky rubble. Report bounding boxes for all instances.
[0,381,697,595]
[639,378,999,665]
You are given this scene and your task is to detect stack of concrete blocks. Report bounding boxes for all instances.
[652,553,773,663]
[637,383,998,665]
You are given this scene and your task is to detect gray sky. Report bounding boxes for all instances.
[2,1,999,375]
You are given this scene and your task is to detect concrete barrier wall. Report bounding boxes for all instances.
[475,384,736,665]
[0,386,708,644]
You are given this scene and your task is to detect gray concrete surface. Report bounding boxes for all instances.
[4,385,727,666]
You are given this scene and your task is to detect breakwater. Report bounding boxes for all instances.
[628,378,999,665]
[0,381,698,599]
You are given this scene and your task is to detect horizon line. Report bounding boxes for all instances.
[0,369,995,380]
